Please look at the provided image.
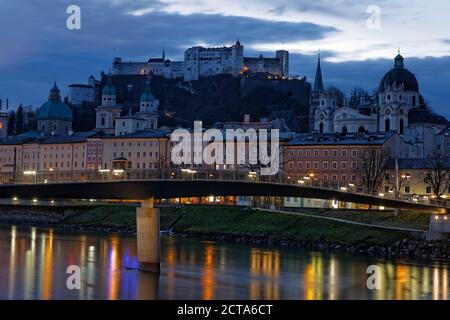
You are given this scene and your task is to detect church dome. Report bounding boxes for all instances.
[37,83,73,121]
[379,54,419,92]
[140,79,155,102]
[102,76,116,96]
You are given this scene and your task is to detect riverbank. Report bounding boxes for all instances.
[0,204,448,261]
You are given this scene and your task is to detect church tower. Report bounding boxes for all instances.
[136,77,159,130]
[310,52,325,132]
[95,76,122,133]
[314,89,339,134]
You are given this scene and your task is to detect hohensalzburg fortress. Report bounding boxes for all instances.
[111,40,289,81]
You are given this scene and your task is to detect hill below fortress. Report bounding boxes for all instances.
[82,74,312,131]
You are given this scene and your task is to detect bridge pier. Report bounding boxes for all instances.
[136,198,160,273]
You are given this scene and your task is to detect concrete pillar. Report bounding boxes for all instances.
[137,198,160,272]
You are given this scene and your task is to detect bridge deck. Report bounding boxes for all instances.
[0,177,447,214]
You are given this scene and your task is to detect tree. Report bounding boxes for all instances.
[424,152,450,197]
[7,111,16,135]
[15,104,25,134]
[357,148,389,195]
[348,87,370,109]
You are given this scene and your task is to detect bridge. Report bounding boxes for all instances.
[0,168,448,272]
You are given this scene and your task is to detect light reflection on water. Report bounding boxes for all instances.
[0,225,449,300]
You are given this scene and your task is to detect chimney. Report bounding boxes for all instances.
[244,114,250,123]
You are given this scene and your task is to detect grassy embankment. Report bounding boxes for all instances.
[60,205,431,245]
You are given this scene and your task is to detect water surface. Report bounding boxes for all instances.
[0,225,448,300]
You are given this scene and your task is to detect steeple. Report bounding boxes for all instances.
[313,52,324,92]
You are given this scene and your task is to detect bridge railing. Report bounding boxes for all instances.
[1,168,448,208]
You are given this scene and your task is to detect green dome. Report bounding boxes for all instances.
[141,80,155,102]
[37,83,73,121]
[102,76,116,96]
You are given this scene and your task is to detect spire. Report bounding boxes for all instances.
[394,50,404,69]
[313,51,324,92]
[162,49,165,61]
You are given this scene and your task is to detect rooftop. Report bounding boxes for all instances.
[288,132,396,146]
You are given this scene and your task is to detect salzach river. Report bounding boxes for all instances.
[0,225,449,300]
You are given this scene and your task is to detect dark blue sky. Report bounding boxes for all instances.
[0,0,449,119]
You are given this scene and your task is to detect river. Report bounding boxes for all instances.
[0,225,448,300]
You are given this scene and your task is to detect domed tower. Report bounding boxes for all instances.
[378,52,420,135]
[314,89,339,134]
[37,82,73,135]
[101,76,117,107]
[95,75,122,133]
[136,78,159,130]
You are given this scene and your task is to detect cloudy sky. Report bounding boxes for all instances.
[1,0,450,118]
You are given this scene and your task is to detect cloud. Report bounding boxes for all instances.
[0,0,449,120]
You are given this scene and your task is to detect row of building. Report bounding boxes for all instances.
[1,50,449,207]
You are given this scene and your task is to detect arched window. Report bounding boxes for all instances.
[319,123,324,134]
[412,95,416,107]
[399,119,404,135]
[342,126,348,135]
[101,118,105,126]
[358,126,366,133]
[42,124,45,131]
[385,118,391,132]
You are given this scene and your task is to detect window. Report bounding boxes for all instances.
[399,119,404,135]
[405,186,410,193]
[314,150,319,157]
[332,162,337,169]
[306,162,311,169]
[289,161,294,169]
[297,162,303,169]
[314,162,319,169]
[323,150,329,157]
[341,162,347,169]
[426,187,432,194]
[323,162,328,169]
[352,150,357,157]
[385,118,390,132]
[342,150,347,157]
